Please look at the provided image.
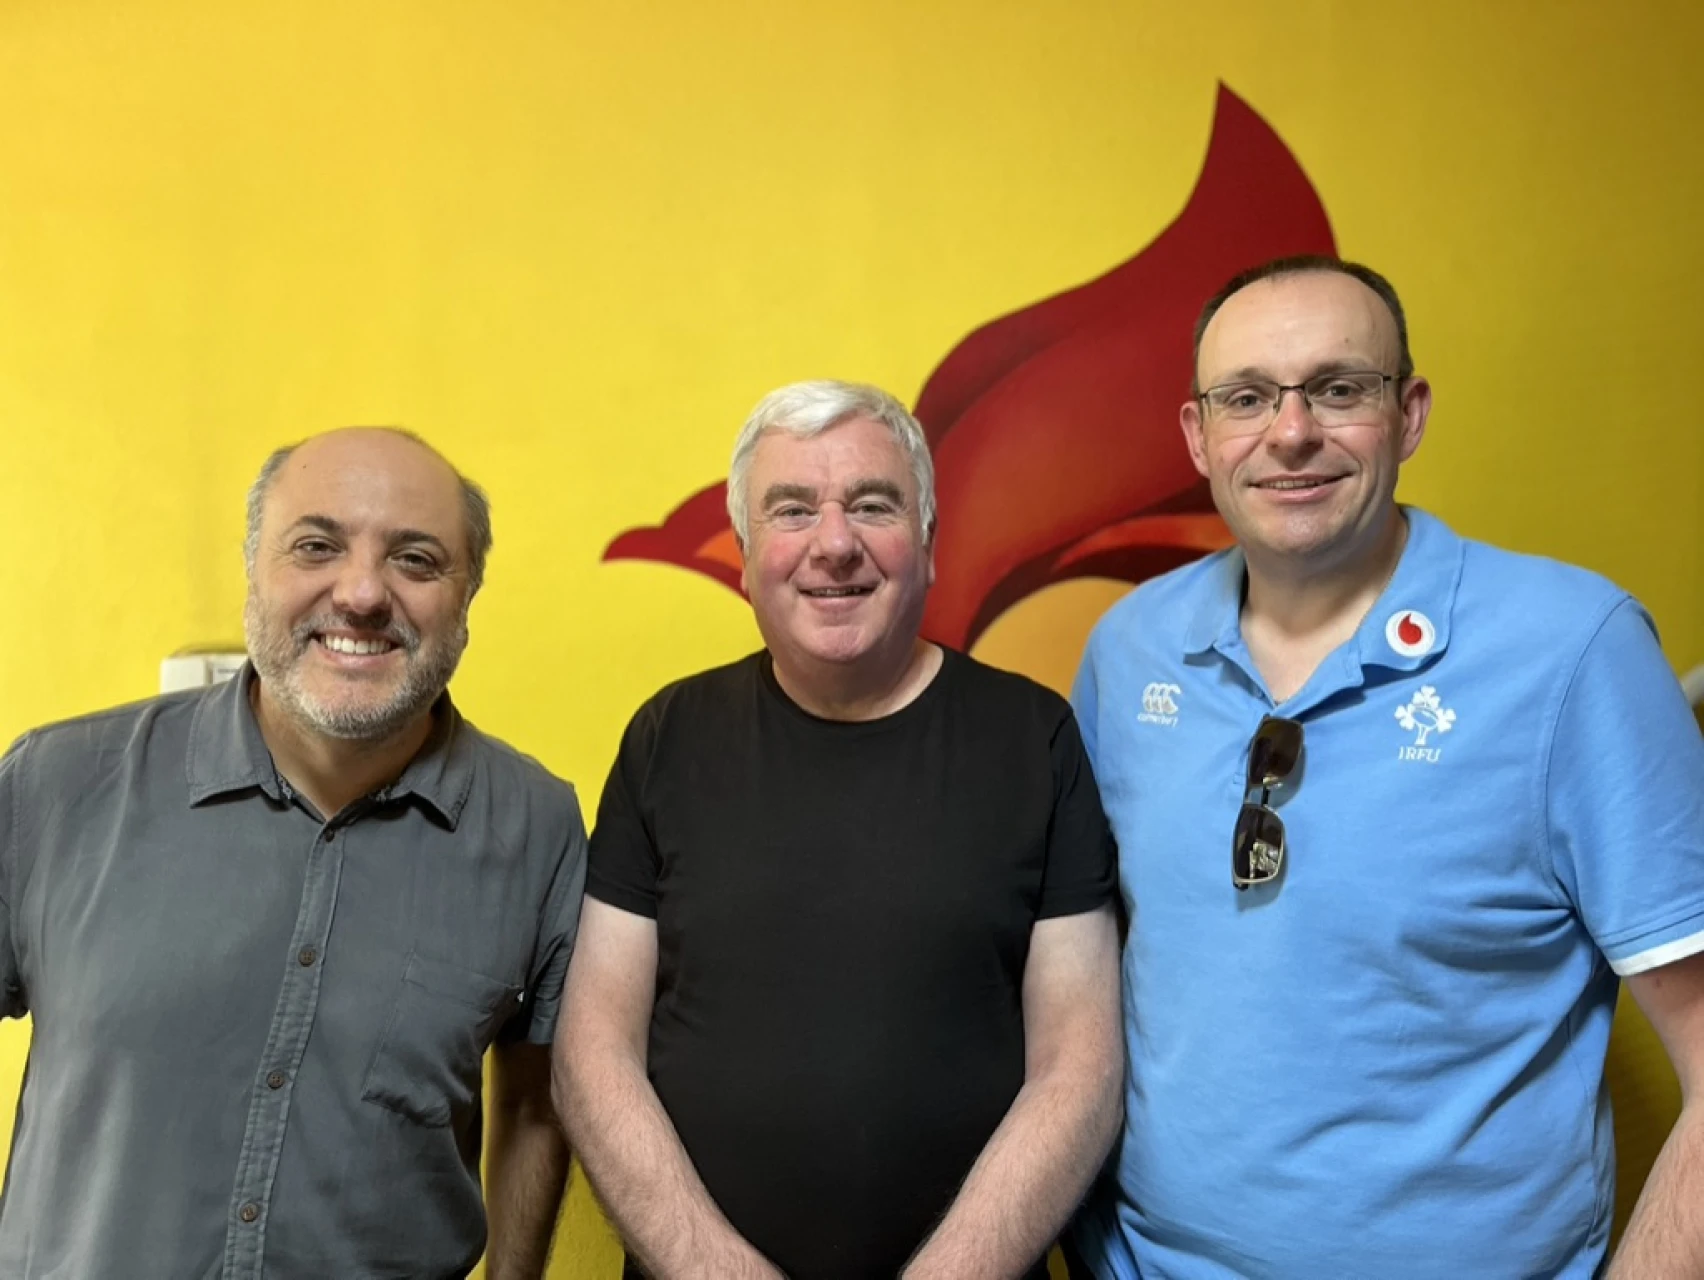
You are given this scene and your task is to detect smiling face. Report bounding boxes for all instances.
[1181,270,1431,577]
[739,415,935,690]
[243,429,473,742]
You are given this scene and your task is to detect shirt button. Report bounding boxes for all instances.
[321,829,335,842]
[266,1070,286,1090]
[297,946,318,967]
[239,1202,260,1224]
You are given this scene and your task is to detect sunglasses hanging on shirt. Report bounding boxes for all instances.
[1233,716,1303,890]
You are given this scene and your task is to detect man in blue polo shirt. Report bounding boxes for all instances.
[1070,255,1704,1278]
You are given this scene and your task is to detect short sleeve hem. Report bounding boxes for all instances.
[1036,883,1117,921]
[586,873,659,920]
[518,1006,562,1045]
[1609,919,1704,977]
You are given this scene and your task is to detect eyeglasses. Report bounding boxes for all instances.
[1199,371,1398,435]
[1233,716,1303,890]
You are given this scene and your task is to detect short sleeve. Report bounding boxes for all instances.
[1071,639,1104,767]
[1037,709,1119,920]
[505,787,589,1045]
[1548,598,1704,976]
[585,706,664,919]
[0,735,30,1019]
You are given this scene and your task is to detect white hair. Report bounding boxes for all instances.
[725,380,937,545]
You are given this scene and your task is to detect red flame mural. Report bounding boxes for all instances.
[604,85,1335,649]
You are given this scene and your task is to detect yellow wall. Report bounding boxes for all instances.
[1,2,1699,1273]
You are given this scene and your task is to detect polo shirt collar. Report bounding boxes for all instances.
[1182,545,1249,659]
[185,664,476,827]
[1177,506,1463,676]
[1353,507,1462,675]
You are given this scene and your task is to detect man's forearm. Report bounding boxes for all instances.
[1609,1102,1704,1279]
[903,1061,1122,1280]
[557,1042,783,1279]
[486,1043,571,1280]
[485,1100,570,1280]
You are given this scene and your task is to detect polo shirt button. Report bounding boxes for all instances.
[266,1070,286,1090]
[298,946,318,967]
[239,1202,260,1224]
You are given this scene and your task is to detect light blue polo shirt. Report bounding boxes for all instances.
[1071,508,1704,1279]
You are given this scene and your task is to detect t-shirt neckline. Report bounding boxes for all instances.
[756,645,957,733]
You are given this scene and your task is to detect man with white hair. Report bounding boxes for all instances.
[0,428,585,1279]
[556,381,1123,1279]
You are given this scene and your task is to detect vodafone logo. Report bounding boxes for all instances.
[1385,610,1436,658]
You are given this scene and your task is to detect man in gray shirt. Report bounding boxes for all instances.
[0,428,586,1279]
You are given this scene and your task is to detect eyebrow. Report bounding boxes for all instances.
[843,479,905,506]
[1208,358,1381,386]
[760,479,907,508]
[286,514,351,539]
[284,515,453,559]
[760,483,818,509]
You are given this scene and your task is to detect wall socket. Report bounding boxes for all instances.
[160,649,248,694]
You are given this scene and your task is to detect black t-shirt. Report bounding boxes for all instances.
[589,648,1117,1280]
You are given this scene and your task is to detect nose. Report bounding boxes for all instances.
[810,502,861,565]
[330,554,391,619]
[1265,386,1325,455]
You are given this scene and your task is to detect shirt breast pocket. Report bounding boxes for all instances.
[361,951,523,1128]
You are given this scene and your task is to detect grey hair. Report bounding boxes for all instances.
[243,428,493,594]
[725,380,937,546]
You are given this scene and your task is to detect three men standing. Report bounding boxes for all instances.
[6,262,1700,1280]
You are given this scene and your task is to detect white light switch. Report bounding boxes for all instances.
[160,649,248,694]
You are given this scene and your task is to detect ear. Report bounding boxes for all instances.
[1396,375,1432,462]
[926,526,937,588]
[1180,397,1211,480]
[736,532,753,596]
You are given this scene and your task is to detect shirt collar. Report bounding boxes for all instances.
[184,664,475,827]
[1178,506,1464,674]
[1352,507,1462,674]
[380,695,475,828]
[1182,545,1249,658]
[185,665,286,804]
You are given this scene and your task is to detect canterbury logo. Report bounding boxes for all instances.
[1142,682,1181,717]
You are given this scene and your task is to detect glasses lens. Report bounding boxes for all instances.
[1304,373,1387,426]
[1246,717,1303,789]
[1205,382,1277,417]
[1204,382,1279,437]
[1233,802,1286,887]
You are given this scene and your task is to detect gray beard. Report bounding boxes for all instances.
[243,595,468,742]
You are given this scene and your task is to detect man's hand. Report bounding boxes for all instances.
[553,898,785,1279]
[903,904,1123,1280]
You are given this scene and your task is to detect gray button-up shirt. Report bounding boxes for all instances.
[0,668,587,1279]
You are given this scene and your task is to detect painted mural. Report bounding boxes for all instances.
[605,87,1332,641]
